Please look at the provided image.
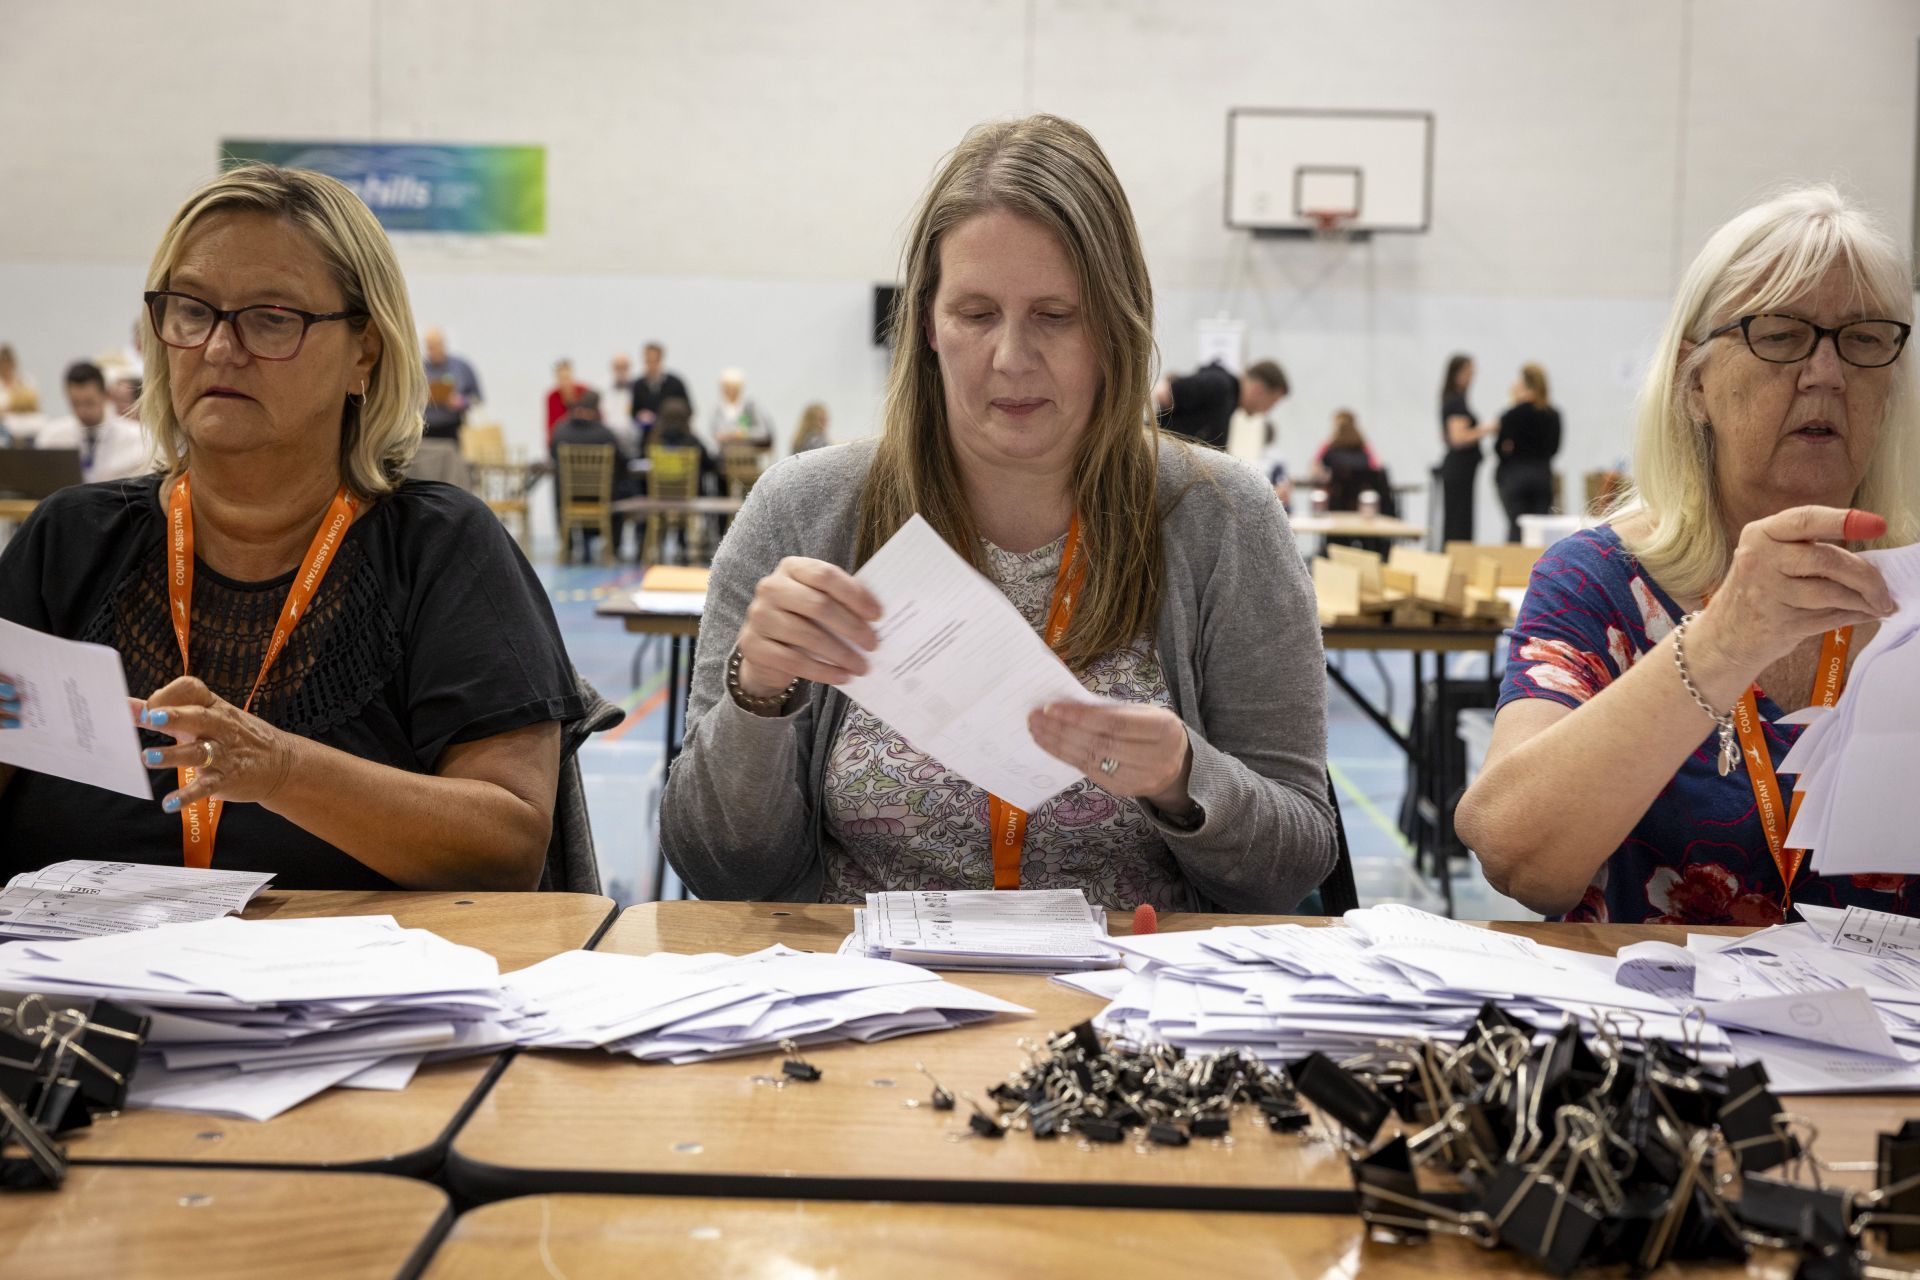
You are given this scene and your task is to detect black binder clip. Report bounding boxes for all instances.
[1353,1137,1434,1244]
[914,1062,954,1111]
[1479,1158,1604,1276]
[1718,1061,1799,1174]
[962,1095,1005,1139]
[1865,1120,1920,1253]
[1289,1051,1391,1144]
[778,1039,821,1082]
[1146,1121,1189,1147]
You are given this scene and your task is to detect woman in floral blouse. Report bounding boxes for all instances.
[1458,185,1918,924]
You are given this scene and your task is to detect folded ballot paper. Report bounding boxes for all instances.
[0,861,275,941]
[500,944,1030,1063]
[838,515,1107,813]
[1778,542,1920,874]
[0,915,1033,1120]
[1081,902,1920,1092]
[841,889,1119,973]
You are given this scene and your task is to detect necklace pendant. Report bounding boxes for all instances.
[1718,726,1738,777]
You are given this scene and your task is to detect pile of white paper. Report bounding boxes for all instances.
[501,943,1030,1063]
[1084,903,1920,1094]
[0,916,1035,1120]
[843,888,1118,973]
[0,915,512,1122]
[1088,904,1733,1069]
[0,861,275,942]
[1781,543,1920,874]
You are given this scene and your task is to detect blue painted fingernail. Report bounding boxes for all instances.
[0,682,16,698]
[143,749,164,766]
[162,795,181,813]
[146,710,168,727]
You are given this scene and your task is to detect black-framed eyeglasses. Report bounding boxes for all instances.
[143,290,366,362]
[1705,312,1911,369]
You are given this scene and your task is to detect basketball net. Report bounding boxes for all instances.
[1306,209,1359,242]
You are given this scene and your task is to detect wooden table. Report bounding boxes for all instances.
[0,1167,449,1280]
[63,890,614,1174]
[0,496,38,523]
[448,903,1898,1211]
[1292,512,1428,541]
[420,1194,1825,1280]
[1321,622,1506,915]
[596,571,707,773]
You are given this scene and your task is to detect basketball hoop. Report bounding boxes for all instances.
[1305,208,1359,241]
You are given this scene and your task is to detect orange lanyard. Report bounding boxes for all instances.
[1727,626,1852,910]
[986,514,1085,891]
[164,473,357,868]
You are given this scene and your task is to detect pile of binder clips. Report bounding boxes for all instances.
[1315,1004,1920,1277]
[955,1009,1920,1276]
[0,990,148,1191]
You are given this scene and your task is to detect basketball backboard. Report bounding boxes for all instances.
[1225,108,1434,236]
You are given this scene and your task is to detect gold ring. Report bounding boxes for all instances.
[200,740,216,770]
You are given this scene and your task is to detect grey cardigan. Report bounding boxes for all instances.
[660,437,1337,912]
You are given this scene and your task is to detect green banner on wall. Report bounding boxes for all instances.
[220,140,545,234]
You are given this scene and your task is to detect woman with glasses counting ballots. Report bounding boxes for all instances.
[1457,185,1918,925]
[661,115,1337,912]
[0,164,587,890]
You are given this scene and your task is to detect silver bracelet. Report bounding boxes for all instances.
[727,647,800,717]
[1672,612,1739,776]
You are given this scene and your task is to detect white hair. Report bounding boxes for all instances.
[1614,183,1918,598]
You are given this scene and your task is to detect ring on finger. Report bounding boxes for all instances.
[1098,755,1119,776]
[200,739,217,770]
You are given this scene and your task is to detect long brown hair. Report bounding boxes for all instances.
[855,115,1160,673]
[1328,409,1366,451]
[1519,362,1551,408]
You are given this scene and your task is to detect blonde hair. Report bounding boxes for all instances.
[1519,362,1551,407]
[141,163,426,499]
[790,401,830,453]
[855,114,1161,672]
[1616,184,1919,598]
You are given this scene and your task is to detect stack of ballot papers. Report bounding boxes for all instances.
[0,915,511,1122]
[842,888,1119,972]
[0,861,275,942]
[1780,542,1920,874]
[1080,902,1920,1092]
[499,944,1030,1063]
[0,917,1033,1119]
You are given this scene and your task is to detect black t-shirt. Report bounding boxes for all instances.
[1159,363,1240,450]
[0,477,587,888]
[1441,392,1480,458]
[1497,402,1562,464]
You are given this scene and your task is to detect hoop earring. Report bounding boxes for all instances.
[347,388,367,408]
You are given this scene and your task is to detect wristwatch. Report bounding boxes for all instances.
[727,647,800,717]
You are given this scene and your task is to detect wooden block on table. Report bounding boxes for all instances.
[640,565,711,593]
[1325,543,1384,591]
[1312,558,1365,621]
[1391,602,1436,627]
[1445,541,1545,588]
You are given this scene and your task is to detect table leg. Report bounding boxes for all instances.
[664,636,684,764]
[1324,660,1412,755]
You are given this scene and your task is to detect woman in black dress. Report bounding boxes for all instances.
[1438,353,1498,543]
[1494,362,1563,542]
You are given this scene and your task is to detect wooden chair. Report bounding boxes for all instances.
[460,424,531,546]
[719,441,767,499]
[556,444,616,564]
[644,445,704,565]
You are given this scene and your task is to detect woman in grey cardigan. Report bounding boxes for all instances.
[661,115,1335,913]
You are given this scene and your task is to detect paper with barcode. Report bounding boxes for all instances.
[838,515,1103,811]
[0,617,150,798]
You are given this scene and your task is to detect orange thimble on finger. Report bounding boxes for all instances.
[1844,509,1888,542]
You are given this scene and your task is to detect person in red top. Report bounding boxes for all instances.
[544,358,587,445]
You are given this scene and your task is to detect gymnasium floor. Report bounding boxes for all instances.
[534,525,1535,919]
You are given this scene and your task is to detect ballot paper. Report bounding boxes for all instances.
[842,888,1118,972]
[0,914,510,1121]
[500,943,1030,1064]
[630,589,705,615]
[1779,543,1920,874]
[0,618,150,798]
[838,514,1105,812]
[0,861,274,942]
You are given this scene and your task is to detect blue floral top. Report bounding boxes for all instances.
[1499,527,1918,925]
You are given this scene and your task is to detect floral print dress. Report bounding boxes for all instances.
[1501,526,1917,925]
[820,532,1194,910]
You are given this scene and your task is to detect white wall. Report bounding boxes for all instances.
[2,0,1915,540]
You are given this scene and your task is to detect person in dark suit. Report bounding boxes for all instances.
[630,341,692,440]
[551,389,636,561]
[1151,359,1287,450]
